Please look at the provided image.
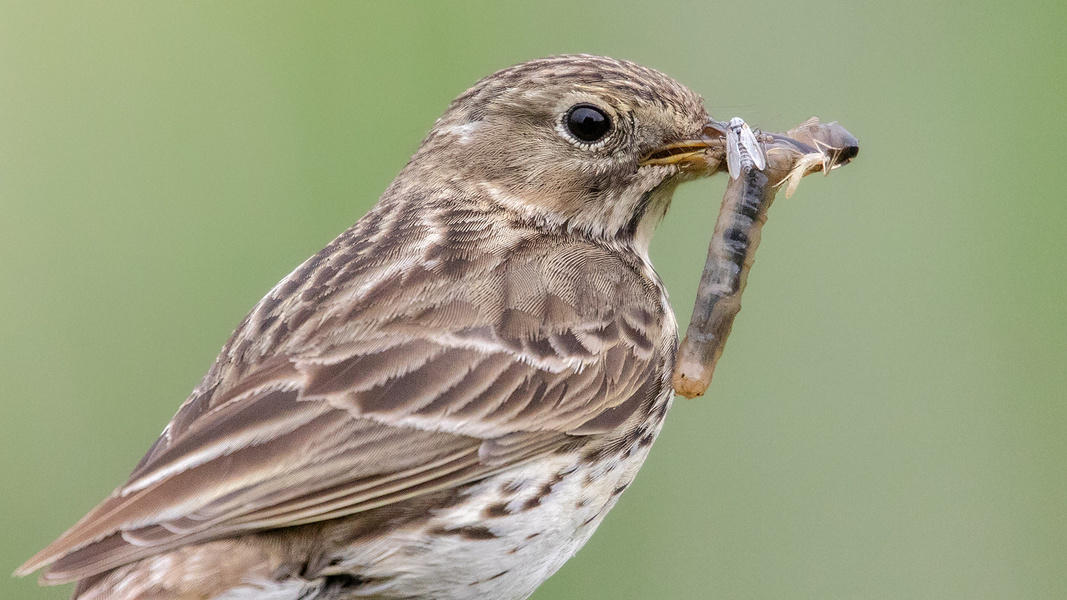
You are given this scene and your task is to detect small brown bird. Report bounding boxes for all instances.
[18,55,725,600]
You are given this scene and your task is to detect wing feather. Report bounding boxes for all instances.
[19,227,670,586]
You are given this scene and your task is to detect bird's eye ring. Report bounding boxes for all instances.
[564,104,612,143]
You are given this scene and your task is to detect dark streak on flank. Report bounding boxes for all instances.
[483,503,512,518]
[470,570,510,586]
[638,431,656,447]
[521,471,568,512]
[428,526,498,541]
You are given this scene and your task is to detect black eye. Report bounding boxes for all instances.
[565,104,611,143]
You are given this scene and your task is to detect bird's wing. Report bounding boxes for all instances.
[20,223,669,584]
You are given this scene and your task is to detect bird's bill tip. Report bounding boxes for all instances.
[638,119,728,169]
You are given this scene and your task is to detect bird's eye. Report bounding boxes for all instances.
[565,104,611,143]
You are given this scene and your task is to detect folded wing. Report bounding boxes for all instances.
[19,218,668,584]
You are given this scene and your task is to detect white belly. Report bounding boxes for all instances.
[343,436,664,599]
[217,399,671,600]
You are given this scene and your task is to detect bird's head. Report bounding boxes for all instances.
[401,54,724,252]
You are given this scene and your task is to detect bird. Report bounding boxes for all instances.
[17,54,726,600]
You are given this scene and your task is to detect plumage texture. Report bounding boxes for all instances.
[19,54,721,600]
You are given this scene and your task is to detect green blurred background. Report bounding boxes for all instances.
[2,2,1064,599]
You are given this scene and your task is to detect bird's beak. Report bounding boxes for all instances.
[638,120,728,170]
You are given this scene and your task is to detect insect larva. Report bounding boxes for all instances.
[673,119,858,399]
[673,164,771,398]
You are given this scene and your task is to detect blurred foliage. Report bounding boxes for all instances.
[2,2,1064,599]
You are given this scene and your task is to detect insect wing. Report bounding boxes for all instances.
[726,128,742,179]
[738,123,766,171]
